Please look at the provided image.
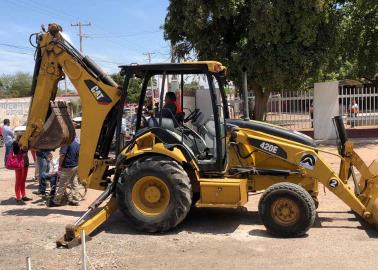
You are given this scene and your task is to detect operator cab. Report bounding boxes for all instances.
[119,62,229,174]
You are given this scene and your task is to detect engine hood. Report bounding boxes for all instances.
[227,119,316,148]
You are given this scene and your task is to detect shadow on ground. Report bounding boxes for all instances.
[314,211,378,238]
[1,202,83,218]
[0,198,20,206]
[95,207,378,239]
[26,183,39,189]
[98,207,265,237]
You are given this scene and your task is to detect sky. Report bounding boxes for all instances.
[0,0,171,75]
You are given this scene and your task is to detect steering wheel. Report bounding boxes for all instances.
[184,109,200,123]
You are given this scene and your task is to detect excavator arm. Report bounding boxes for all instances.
[19,24,124,248]
[20,23,121,189]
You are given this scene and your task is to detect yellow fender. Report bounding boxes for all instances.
[119,132,199,171]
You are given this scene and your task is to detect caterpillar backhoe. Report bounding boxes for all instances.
[20,23,378,248]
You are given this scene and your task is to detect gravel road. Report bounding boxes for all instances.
[1,140,378,270]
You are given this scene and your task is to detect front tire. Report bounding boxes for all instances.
[258,183,316,237]
[117,156,192,232]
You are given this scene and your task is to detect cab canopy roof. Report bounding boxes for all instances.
[119,61,226,77]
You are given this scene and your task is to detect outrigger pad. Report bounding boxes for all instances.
[56,224,92,249]
[30,101,76,150]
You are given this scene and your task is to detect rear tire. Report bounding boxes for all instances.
[117,156,192,232]
[258,183,316,237]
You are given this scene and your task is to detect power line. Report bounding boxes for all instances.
[92,57,123,66]
[88,30,161,39]
[0,49,34,56]
[7,0,70,24]
[5,0,170,64]
[71,22,91,53]
[0,43,33,51]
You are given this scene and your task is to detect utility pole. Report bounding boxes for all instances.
[143,52,155,64]
[71,22,91,53]
[170,45,177,93]
[143,52,156,102]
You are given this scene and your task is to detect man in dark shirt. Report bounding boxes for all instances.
[161,92,177,119]
[50,137,81,206]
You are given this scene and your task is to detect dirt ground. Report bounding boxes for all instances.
[1,140,378,270]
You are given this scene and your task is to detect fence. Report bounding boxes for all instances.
[264,90,313,130]
[339,85,378,128]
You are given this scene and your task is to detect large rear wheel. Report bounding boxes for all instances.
[258,182,316,237]
[116,156,192,232]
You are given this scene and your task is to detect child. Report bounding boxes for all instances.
[42,152,59,205]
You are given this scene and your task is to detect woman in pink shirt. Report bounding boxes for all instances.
[12,136,32,204]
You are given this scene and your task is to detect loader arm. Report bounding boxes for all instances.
[234,127,378,227]
[20,23,121,188]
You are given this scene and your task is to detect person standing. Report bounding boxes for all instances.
[2,119,14,165]
[350,99,359,128]
[31,149,39,182]
[309,102,314,128]
[34,150,49,196]
[12,136,31,204]
[50,137,80,207]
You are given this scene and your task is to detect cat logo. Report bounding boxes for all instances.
[90,85,105,100]
[84,80,112,105]
[299,153,316,170]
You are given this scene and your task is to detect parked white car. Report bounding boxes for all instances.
[14,124,26,136]
[72,116,82,128]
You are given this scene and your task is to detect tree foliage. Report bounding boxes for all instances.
[334,0,377,79]
[164,0,339,119]
[0,72,32,98]
[183,80,204,96]
[110,73,142,103]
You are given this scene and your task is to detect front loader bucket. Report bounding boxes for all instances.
[360,160,378,228]
[30,101,76,150]
[368,161,378,227]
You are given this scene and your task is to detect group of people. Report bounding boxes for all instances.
[2,118,82,207]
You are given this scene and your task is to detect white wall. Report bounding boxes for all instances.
[0,95,79,128]
[314,81,339,140]
[0,97,31,127]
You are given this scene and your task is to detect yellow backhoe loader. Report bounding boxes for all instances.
[20,23,378,248]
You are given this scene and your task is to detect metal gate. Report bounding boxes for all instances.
[265,90,313,130]
[339,86,378,128]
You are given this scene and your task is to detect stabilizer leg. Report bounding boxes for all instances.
[56,184,118,249]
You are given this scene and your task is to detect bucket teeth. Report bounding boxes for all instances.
[30,101,76,150]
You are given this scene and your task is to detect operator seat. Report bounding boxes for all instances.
[148,117,175,131]
[147,117,209,159]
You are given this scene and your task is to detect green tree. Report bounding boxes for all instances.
[303,0,377,85]
[183,80,204,96]
[335,0,377,80]
[0,72,32,98]
[164,0,339,120]
[110,73,142,103]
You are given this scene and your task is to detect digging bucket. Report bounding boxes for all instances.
[30,101,76,150]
